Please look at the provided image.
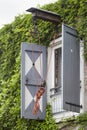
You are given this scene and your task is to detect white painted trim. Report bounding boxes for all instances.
[80,41,84,112]
[61,24,64,110]
[50,37,62,47]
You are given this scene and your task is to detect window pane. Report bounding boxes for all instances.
[54,48,62,91]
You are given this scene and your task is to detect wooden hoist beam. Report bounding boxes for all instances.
[26,7,61,24]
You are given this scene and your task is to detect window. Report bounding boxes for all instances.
[54,48,62,92]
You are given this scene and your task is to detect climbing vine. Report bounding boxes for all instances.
[0,0,87,129]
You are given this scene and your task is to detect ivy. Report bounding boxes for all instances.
[0,0,87,129]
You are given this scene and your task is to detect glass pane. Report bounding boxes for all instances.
[54,48,62,92]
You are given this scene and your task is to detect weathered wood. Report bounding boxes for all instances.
[26,7,61,24]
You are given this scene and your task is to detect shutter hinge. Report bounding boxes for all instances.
[65,102,82,108]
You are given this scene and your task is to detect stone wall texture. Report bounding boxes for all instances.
[84,60,87,111]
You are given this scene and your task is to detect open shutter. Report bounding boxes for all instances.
[21,43,46,119]
[62,24,80,113]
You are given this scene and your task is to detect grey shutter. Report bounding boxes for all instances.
[62,24,80,113]
[21,43,46,119]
